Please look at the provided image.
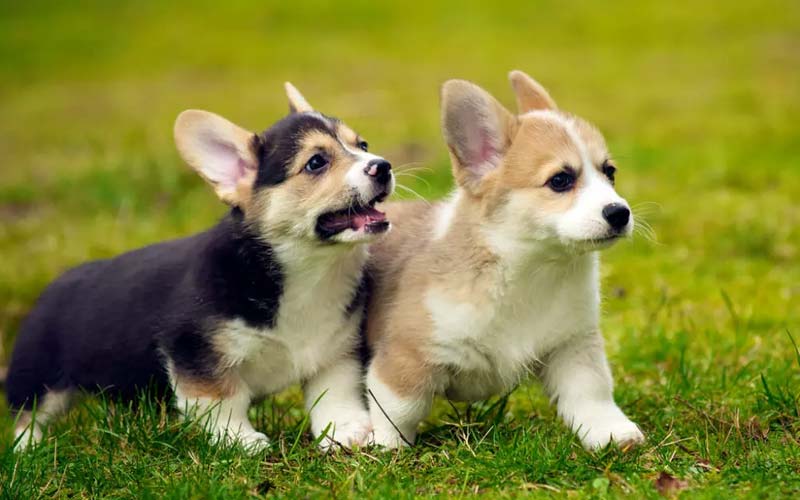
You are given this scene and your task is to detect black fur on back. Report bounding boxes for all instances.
[7,210,289,409]
[5,210,285,410]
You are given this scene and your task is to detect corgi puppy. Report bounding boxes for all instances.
[7,83,394,452]
[363,71,644,450]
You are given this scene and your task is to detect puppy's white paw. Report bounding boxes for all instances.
[561,400,645,451]
[238,431,271,453]
[370,425,412,450]
[578,416,644,450]
[316,411,372,451]
[14,425,43,452]
[211,428,270,454]
[238,432,270,453]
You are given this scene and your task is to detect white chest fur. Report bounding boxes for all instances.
[215,244,366,397]
[425,252,601,401]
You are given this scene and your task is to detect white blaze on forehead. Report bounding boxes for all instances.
[344,146,383,193]
[524,109,623,199]
[524,109,594,171]
[335,130,381,170]
[340,139,378,162]
[339,134,394,205]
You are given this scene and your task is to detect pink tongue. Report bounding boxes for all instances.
[351,206,386,230]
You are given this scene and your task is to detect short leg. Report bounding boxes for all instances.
[540,332,644,450]
[14,389,73,451]
[365,352,434,449]
[304,356,371,451]
[173,377,268,453]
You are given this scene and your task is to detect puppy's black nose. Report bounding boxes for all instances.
[364,159,392,185]
[602,203,630,231]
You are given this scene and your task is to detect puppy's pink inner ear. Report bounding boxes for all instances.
[462,126,501,178]
[199,135,253,188]
[478,129,500,164]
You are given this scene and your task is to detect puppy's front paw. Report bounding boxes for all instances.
[562,400,645,451]
[238,431,271,453]
[315,411,372,451]
[370,425,412,450]
[14,425,43,452]
[578,417,644,450]
[211,428,271,454]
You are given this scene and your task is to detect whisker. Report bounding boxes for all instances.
[632,224,660,245]
[631,202,663,214]
[394,172,432,190]
[634,217,655,232]
[398,168,434,176]
[631,207,660,215]
[635,223,656,237]
[635,219,656,234]
[394,172,429,180]
[395,183,431,206]
[629,208,660,245]
[394,163,432,174]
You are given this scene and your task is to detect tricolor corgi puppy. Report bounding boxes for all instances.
[363,71,644,450]
[7,83,394,452]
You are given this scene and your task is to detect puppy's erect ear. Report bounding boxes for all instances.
[174,110,259,207]
[285,82,314,113]
[441,79,516,192]
[508,70,557,113]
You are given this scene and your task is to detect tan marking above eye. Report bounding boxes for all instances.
[334,122,360,146]
[293,132,343,173]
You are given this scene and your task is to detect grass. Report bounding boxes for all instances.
[1,0,799,497]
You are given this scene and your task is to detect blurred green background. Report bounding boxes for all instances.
[1,0,798,341]
[1,0,798,497]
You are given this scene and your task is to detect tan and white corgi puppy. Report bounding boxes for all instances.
[363,71,644,450]
[7,83,393,452]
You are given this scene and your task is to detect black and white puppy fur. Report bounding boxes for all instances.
[6,83,394,452]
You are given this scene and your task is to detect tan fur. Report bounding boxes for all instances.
[285,82,314,113]
[366,73,614,398]
[334,121,363,148]
[174,374,237,400]
[365,201,437,396]
[366,197,503,397]
[508,70,557,112]
[571,116,613,172]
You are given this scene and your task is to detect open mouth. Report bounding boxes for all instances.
[316,192,390,239]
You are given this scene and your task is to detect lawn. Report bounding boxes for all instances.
[1,0,799,498]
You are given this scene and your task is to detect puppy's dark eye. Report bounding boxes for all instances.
[357,140,369,152]
[602,161,616,184]
[547,171,576,192]
[305,154,329,173]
